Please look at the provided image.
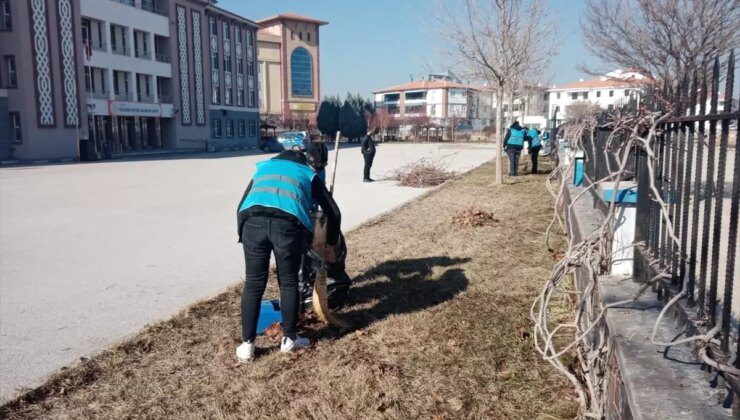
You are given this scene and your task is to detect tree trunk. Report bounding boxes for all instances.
[494,93,504,185]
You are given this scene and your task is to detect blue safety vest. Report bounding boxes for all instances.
[528,129,541,147]
[239,159,316,231]
[508,128,525,147]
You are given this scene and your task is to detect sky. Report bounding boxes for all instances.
[219,0,604,98]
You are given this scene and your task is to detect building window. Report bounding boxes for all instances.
[249,120,256,137]
[570,92,577,100]
[225,119,234,138]
[556,92,561,99]
[9,112,21,143]
[212,86,220,104]
[237,89,244,106]
[290,31,294,40]
[225,88,231,105]
[209,17,217,35]
[237,119,245,137]
[212,118,222,138]
[298,32,303,40]
[609,90,614,97]
[290,47,312,97]
[596,90,601,98]
[307,32,311,42]
[84,67,91,92]
[1,0,11,31]
[248,75,255,107]
[582,92,588,99]
[4,55,16,87]
[624,89,631,96]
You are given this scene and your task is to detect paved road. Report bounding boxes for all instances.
[0,142,495,401]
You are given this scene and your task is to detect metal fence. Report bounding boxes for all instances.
[632,53,739,362]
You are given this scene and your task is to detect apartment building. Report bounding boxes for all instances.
[0,0,261,162]
[257,13,327,124]
[547,69,648,126]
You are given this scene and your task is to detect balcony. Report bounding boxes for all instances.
[140,0,168,16]
[114,92,133,101]
[135,50,152,60]
[138,94,155,103]
[155,53,170,63]
[111,46,130,56]
[87,90,110,100]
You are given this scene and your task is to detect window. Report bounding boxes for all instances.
[624,89,631,97]
[237,119,245,137]
[209,17,217,35]
[582,92,588,99]
[571,92,577,100]
[212,86,220,104]
[235,27,242,44]
[248,75,255,107]
[9,112,21,143]
[225,119,234,138]
[249,120,257,137]
[307,32,311,42]
[4,55,16,88]
[225,87,231,105]
[84,67,91,92]
[596,90,601,98]
[290,31,294,40]
[556,92,561,99]
[609,90,614,97]
[212,118,222,138]
[299,32,303,40]
[290,47,312,96]
[405,91,426,100]
[237,89,244,106]
[1,0,11,31]
[81,19,91,45]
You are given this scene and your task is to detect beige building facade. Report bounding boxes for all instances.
[256,13,327,123]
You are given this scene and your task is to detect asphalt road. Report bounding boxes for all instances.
[0,142,495,402]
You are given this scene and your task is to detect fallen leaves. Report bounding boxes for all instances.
[452,207,499,227]
[264,322,283,340]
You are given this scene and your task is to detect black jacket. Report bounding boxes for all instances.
[237,151,342,245]
[361,135,376,156]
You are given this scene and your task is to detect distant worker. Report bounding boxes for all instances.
[361,132,377,182]
[527,127,542,174]
[503,121,526,176]
[235,149,341,361]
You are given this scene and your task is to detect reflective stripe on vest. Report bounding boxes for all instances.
[239,159,316,231]
[508,128,525,147]
[528,129,541,147]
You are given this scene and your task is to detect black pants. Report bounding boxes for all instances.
[507,147,521,176]
[241,216,305,341]
[363,153,375,180]
[530,146,541,173]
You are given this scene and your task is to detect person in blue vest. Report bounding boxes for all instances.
[235,149,341,361]
[527,127,542,173]
[503,121,526,176]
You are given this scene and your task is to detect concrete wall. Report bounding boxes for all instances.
[0,0,87,160]
[0,91,10,160]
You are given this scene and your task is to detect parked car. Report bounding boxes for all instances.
[277,131,309,151]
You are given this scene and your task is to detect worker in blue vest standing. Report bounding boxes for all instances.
[235,149,341,361]
[527,127,542,173]
[503,121,526,176]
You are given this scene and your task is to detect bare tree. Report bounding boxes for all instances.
[565,101,603,122]
[432,0,558,184]
[582,0,740,84]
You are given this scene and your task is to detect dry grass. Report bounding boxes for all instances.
[1,161,578,419]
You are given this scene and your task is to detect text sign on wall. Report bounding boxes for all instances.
[108,101,162,117]
[289,102,316,112]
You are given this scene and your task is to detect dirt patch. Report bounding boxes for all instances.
[385,158,457,187]
[1,161,577,419]
[452,207,499,227]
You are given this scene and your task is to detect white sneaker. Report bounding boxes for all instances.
[235,341,255,362]
[280,336,311,352]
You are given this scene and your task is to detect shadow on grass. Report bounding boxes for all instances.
[306,256,470,340]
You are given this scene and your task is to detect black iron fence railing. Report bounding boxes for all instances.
[584,52,739,367]
[635,54,738,358]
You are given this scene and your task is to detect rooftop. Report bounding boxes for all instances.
[257,13,329,26]
[549,71,651,92]
[374,80,476,94]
